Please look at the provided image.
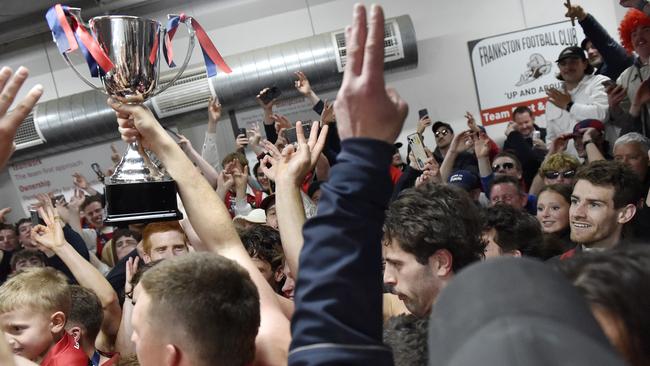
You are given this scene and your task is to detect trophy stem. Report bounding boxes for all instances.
[110,140,168,183]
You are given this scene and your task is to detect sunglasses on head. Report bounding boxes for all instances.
[544,170,576,180]
[435,129,450,137]
[492,162,515,171]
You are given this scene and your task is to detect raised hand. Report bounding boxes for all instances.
[546,87,572,110]
[564,2,587,22]
[320,99,336,125]
[606,84,626,109]
[334,5,408,143]
[549,134,572,154]
[271,114,292,130]
[31,205,66,251]
[0,207,10,223]
[177,134,192,151]
[450,130,475,154]
[72,172,90,190]
[208,96,223,124]
[417,115,432,135]
[235,134,249,150]
[465,111,480,133]
[0,67,44,170]
[110,143,121,164]
[256,87,277,111]
[474,132,490,158]
[269,122,329,186]
[294,71,313,96]
[124,256,140,298]
[107,98,169,150]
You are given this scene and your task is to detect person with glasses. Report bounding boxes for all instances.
[539,153,580,186]
[431,121,478,174]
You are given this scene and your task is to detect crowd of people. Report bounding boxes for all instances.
[0,2,649,366]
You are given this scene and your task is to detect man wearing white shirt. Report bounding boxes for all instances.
[545,46,610,157]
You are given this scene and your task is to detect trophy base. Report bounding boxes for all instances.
[104,180,183,225]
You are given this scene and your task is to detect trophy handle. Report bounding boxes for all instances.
[60,7,108,94]
[62,53,108,94]
[154,16,197,96]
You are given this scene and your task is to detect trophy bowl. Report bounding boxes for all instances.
[47,6,197,224]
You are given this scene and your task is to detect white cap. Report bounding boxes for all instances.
[233,208,266,224]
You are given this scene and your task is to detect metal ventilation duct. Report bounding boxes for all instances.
[11,15,417,162]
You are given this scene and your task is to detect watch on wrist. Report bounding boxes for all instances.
[566,101,574,112]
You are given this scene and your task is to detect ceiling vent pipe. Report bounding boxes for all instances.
[12,15,417,161]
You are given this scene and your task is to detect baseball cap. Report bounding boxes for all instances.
[447,170,480,192]
[556,46,587,62]
[394,142,403,151]
[233,208,266,224]
[432,121,453,134]
[573,119,604,134]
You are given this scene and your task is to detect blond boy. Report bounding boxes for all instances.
[0,267,87,365]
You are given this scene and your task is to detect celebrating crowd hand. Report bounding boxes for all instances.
[124,256,140,296]
[273,121,329,186]
[546,87,572,110]
[110,143,121,164]
[417,115,432,135]
[256,87,277,111]
[235,134,249,149]
[208,96,223,123]
[31,205,66,251]
[294,71,312,96]
[564,2,587,22]
[320,99,336,125]
[0,207,10,223]
[0,67,44,170]
[271,114,292,130]
[465,111,480,133]
[450,130,475,153]
[177,134,191,151]
[474,132,490,158]
[550,134,571,154]
[606,84,626,109]
[334,4,408,143]
[72,172,90,190]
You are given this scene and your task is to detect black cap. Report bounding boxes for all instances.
[394,142,403,150]
[556,46,587,62]
[432,121,453,134]
[580,37,591,51]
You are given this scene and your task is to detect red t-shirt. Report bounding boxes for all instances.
[40,333,88,366]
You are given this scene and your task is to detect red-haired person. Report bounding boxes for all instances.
[608,8,650,139]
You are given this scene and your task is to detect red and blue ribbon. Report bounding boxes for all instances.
[164,14,232,77]
[45,4,114,77]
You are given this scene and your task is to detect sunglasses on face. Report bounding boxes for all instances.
[492,162,515,171]
[544,170,576,180]
[435,129,450,138]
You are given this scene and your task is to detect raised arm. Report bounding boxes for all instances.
[178,134,219,188]
[261,122,328,276]
[31,205,121,353]
[440,130,474,182]
[109,99,291,365]
[294,71,321,107]
[289,4,408,365]
[201,97,225,169]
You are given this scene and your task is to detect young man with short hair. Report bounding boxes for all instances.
[562,160,643,259]
[141,221,189,263]
[489,175,529,211]
[383,184,484,318]
[481,204,544,258]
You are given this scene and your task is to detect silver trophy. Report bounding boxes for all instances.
[54,9,196,224]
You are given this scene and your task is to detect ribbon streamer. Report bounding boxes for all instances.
[164,14,232,77]
[45,4,114,77]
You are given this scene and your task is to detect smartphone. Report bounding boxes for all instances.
[407,132,428,170]
[237,127,247,137]
[29,210,39,226]
[259,86,282,104]
[284,123,313,144]
[418,108,429,119]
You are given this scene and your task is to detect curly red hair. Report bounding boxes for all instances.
[619,9,650,53]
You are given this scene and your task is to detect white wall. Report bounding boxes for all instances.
[0,0,625,222]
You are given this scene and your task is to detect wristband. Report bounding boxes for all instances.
[566,101,574,112]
